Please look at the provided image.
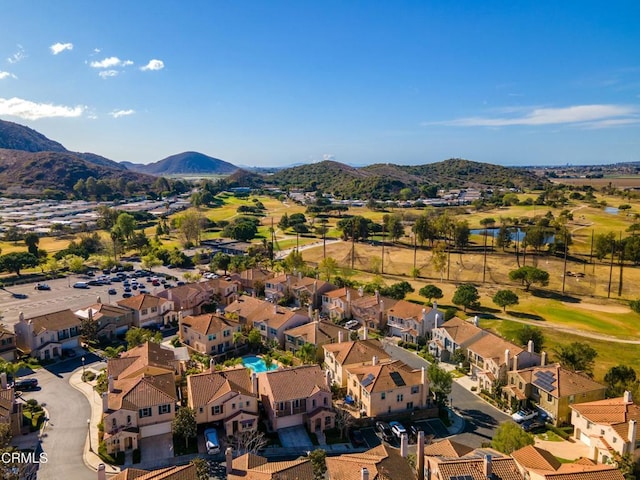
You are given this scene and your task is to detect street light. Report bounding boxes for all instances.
[81,356,86,380]
[87,418,92,453]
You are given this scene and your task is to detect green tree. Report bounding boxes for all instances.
[116,212,137,243]
[432,243,447,281]
[24,233,39,256]
[172,407,197,449]
[308,449,327,480]
[419,285,443,303]
[297,343,317,364]
[427,363,453,406]
[492,289,519,312]
[383,214,404,242]
[103,345,125,359]
[247,328,262,350]
[553,342,598,375]
[514,325,544,353]
[380,281,414,300]
[190,457,211,480]
[496,224,512,251]
[141,253,162,272]
[452,284,480,312]
[630,299,640,315]
[604,365,638,398]
[80,317,99,345]
[318,257,338,282]
[508,266,549,291]
[0,252,38,276]
[491,422,534,453]
[125,328,162,350]
[282,250,305,273]
[210,252,232,275]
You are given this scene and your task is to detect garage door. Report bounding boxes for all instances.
[141,422,172,438]
[275,415,302,430]
[579,431,591,446]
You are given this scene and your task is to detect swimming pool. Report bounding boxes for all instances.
[242,355,277,373]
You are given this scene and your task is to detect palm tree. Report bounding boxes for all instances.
[263,354,273,371]
[297,343,317,364]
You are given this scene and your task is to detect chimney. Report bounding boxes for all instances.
[167,289,172,301]
[96,296,102,304]
[483,455,492,478]
[432,301,438,311]
[298,271,303,280]
[513,354,519,371]
[629,420,638,453]
[308,304,313,318]
[358,287,364,297]
[361,467,369,480]
[225,447,233,475]
[528,340,534,354]
[434,313,441,328]
[400,433,408,457]
[102,392,109,413]
[108,375,114,393]
[346,289,351,302]
[624,390,633,404]
[417,431,425,480]
[421,366,426,386]
[338,331,344,343]
[325,369,331,387]
[19,312,24,322]
[362,326,368,341]
[374,289,380,302]
[504,349,510,369]
[372,355,378,366]
[473,315,479,327]
[541,351,547,366]
[251,372,258,394]
[422,308,427,324]
[210,358,215,373]
[97,463,106,480]
[0,373,6,389]
[88,309,93,321]
[274,304,278,315]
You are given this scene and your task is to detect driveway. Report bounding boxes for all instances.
[278,426,313,448]
[382,341,510,448]
[138,432,175,467]
[18,357,100,480]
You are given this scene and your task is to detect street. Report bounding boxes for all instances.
[381,341,510,448]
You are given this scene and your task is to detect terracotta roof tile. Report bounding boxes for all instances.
[571,396,640,426]
[423,439,475,458]
[436,457,523,480]
[326,444,416,480]
[323,339,391,366]
[467,333,524,364]
[514,364,605,398]
[181,313,239,336]
[436,317,485,344]
[187,367,255,408]
[260,365,329,403]
[346,360,423,394]
[111,465,197,480]
[117,294,172,311]
[107,342,177,380]
[386,300,427,321]
[511,445,561,471]
[542,466,625,480]
[23,309,80,334]
[284,320,349,345]
[109,372,177,411]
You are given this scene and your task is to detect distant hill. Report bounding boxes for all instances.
[225,168,265,188]
[126,151,238,175]
[0,148,155,196]
[270,158,547,198]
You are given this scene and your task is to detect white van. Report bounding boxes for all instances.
[204,428,220,454]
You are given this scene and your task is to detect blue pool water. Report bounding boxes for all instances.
[242,355,277,373]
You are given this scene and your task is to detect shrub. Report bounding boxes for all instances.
[115,451,125,465]
[132,449,141,464]
[82,371,96,382]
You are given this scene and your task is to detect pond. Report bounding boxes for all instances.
[470,228,554,244]
[242,355,278,373]
[604,207,619,215]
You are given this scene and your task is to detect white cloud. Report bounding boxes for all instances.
[7,45,26,64]
[110,109,135,118]
[50,42,73,55]
[99,70,119,79]
[140,59,164,71]
[428,104,638,128]
[0,97,85,120]
[0,71,17,80]
[90,56,133,68]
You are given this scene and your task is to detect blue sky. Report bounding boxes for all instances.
[1,1,639,167]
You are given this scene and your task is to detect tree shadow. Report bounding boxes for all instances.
[530,290,580,303]
[508,311,546,322]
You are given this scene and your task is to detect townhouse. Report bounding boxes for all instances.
[386,300,441,342]
[0,326,17,362]
[503,362,606,425]
[187,366,259,437]
[323,337,391,387]
[345,358,431,417]
[235,301,311,348]
[156,278,239,316]
[224,295,268,326]
[101,342,181,455]
[117,294,175,328]
[257,364,335,432]
[0,374,22,436]
[264,273,335,309]
[427,455,523,480]
[321,287,360,321]
[229,267,274,294]
[429,316,485,362]
[571,391,640,463]
[350,291,398,331]
[283,320,349,360]
[108,464,197,480]
[74,302,133,340]
[14,310,81,360]
[179,313,242,357]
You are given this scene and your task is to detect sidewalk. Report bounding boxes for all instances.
[68,366,122,475]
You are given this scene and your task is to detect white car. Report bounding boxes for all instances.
[344,320,359,330]
[512,409,538,423]
[389,421,407,438]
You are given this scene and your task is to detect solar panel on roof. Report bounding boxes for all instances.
[389,371,406,387]
[361,373,375,387]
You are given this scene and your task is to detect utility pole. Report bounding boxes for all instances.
[482,229,488,283]
[413,232,417,273]
[351,220,355,270]
[607,239,615,298]
[381,225,385,275]
[590,229,595,274]
[562,230,568,294]
[618,231,624,297]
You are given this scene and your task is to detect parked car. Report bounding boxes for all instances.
[375,421,393,442]
[512,409,538,423]
[389,421,407,439]
[73,282,90,289]
[349,429,366,447]
[108,288,117,295]
[521,419,546,433]
[204,428,220,454]
[409,424,425,442]
[344,320,359,330]
[122,293,132,298]
[87,280,102,286]
[12,378,38,391]
[35,283,51,291]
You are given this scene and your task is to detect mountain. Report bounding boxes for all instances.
[0,119,126,170]
[0,148,155,196]
[127,151,238,175]
[270,158,547,198]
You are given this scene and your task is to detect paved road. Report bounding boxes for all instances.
[18,356,103,480]
[381,341,510,448]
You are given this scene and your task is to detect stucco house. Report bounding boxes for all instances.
[14,310,81,360]
[117,294,175,328]
[323,338,391,388]
[429,316,485,362]
[283,320,349,360]
[75,302,133,340]
[386,300,441,342]
[179,313,242,357]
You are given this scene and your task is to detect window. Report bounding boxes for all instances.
[151,306,157,313]
[199,407,203,413]
[232,403,236,410]
[159,404,171,415]
[139,407,152,418]
[325,416,332,427]
[223,330,230,337]
[547,393,553,403]
[183,326,188,333]
[246,400,250,407]
[353,380,357,387]
[569,395,575,404]
[406,402,414,410]
[519,382,523,389]
[312,399,316,408]
[411,386,419,394]
[601,429,605,436]
[381,392,386,400]
[279,402,285,411]
[293,399,300,408]
[212,405,222,415]
[141,309,148,315]
[208,334,216,341]
[397,394,403,402]
[323,397,328,405]
[127,415,131,424]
